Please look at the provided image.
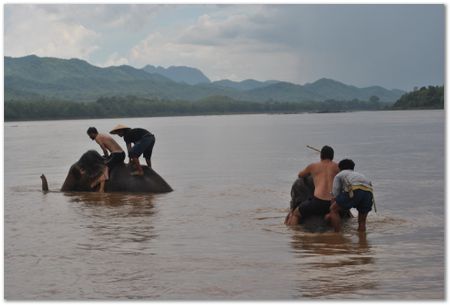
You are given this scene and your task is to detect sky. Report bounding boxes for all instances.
[3,4,445,91]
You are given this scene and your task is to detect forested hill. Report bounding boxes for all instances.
[392,86,444,109]
[141,65,210,85]
[5,55,405,103]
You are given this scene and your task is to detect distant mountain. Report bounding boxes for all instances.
[142,65,210,85]
[4,55,405,104]
[236,78,404,103]
[302,78,404,102]
[240,81,320,102]
[211,79,279,91]
[5,55,181,101]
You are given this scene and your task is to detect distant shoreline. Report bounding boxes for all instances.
[4,108,442,123]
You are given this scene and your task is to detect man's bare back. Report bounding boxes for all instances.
[298,160,339,201]
[95,133,123,154]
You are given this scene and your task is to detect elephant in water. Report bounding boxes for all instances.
[60,150,172,193]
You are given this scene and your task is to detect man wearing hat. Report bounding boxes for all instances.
[110,124,155,176]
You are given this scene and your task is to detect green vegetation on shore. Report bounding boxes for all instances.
[5,95,387,121]
[392,86,444,109]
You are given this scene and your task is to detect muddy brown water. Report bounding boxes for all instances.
[4,110,444,299]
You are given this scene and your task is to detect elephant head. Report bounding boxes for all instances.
[61,150,106,192]
[290,175,315,210]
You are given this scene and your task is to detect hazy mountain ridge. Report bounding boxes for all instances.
[5,55,405,103]
[210,79,280,91]
[142,64,210,85]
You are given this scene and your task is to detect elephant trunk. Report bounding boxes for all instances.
[40,174,49,192]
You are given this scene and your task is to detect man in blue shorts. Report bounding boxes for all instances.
[326,159,374,232]
[110,124,156,176]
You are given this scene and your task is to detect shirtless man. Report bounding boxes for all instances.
[285,145,339,226]
[86,127,125,191]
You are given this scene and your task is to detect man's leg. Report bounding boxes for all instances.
[130,157,144,176]
[357,212,368,232]
[286,207,302,225]
[98,180,105,193]
[104,167,109,181]
[284,211,291,224]
[143,136,155,169]
[328,202,342,232]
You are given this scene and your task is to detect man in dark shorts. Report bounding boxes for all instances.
[110,124,155,176]
[285,145,339,225]
[326,159,374,232]
[87,127,125,184]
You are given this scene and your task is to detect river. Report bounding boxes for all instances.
[4,110,445,299]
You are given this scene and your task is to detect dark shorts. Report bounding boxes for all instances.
[335,189,373,214]
[297,196,331,218]
[129,134,155,159]
[105,152,125,169]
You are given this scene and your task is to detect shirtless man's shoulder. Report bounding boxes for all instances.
[96,133,123,153]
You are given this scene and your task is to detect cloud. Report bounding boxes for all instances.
[4,4,444,90]
[99,52,129,67]
[36,4,165,30]
[5,5,100,59]
[128,7,302,82]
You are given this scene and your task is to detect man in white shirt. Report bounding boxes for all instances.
[326,159,374,232]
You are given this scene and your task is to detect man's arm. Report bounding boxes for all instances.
[95,138,109,157]
[331,174,342,198]
[298,164,312,178]
[100,145,109,157]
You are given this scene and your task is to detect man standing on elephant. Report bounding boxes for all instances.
[285,145,339,226]
[110,124,155,176]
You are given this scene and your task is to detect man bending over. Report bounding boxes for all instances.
[87,127,125,191]
[326,159,374,232]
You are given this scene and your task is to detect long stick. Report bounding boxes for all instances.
[306,145,321,153]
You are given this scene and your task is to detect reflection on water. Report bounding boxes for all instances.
[65,192,155,212]
[289,229,376,298]
[66,192,158,255]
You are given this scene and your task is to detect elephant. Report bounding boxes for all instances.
[59,150,172,193]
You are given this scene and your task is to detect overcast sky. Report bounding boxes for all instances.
[4,4,445,91]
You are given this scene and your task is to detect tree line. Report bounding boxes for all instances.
[392,85,444,109]
[4,95,388,121]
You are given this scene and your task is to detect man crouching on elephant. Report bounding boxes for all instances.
[87,127,126,191]
[110,124,155,176]
[285,146,339,225]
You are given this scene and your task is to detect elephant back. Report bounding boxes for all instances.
[106,164,173,193]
